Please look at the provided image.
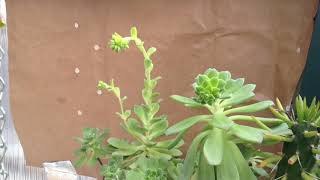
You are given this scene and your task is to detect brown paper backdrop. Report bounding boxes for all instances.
[7,0,318,177]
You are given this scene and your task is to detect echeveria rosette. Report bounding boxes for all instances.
[167,68,292,180]
[193,68,231,105]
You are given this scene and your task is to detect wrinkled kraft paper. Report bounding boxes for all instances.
[7,0,318,178]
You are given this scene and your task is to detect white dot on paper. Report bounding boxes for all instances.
[94,44,100,51]
[74,22,79,29]
[77,110,82,116]
[75,67,80,74]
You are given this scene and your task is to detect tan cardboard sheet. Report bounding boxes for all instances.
[7,0,318,177]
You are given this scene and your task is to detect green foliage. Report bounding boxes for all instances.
[74,128,110,167]
[271,96,320,180]
[167,69,292,180]
[75,27,182,180]
[100,156,126,180]
[193,68,231,105]
[109,33,130,52]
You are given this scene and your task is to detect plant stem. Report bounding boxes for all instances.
[229,115,283,124]
[97,158,103,166]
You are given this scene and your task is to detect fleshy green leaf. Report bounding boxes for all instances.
[179,131,210,180]
[224,101,274,115]
[204,128,224,165]
[127,118,146,135]
[211,111,235,130]
[130,26,138,39]
[108,137,138,151]
[216,142,240,180]
[222,78,244,96]
[230,125,264,143]
[134,105,148,125]
[166,115,212,135]
[296,95,304,122]
[149,120,168,139]
[147,47,157,57]
[147,148,172,160]
[270,123,293,136]
[198,151,215,180]
[221,84,256,107]
[170,95,203,108]
[227,141,256,180]
[157,139,184,149]
[112,148,138,156]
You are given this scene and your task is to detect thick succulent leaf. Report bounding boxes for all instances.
[130,26,138,38]
[149,120,168,139]
[218,71,231,81]
[224,101,274,115]
[216,142,240,180]
[107,137,138,151]
[270,123,293,136]
[153,147,183,157]
[147,47,157,57]
[204,128,224,165]
[179,131,210,180]
[170,95,203,108]
[147,148,172,160]
[127,118,147,135]
[211,111,235,130]
[166,115,212,135]
[227,141,256,180]
[150,115,167,124]
[221,84,256,107]
[148,103,160,118]
[134,105,148,125]
[157,139,184,149]
[222,78,245,96]
[198,150,215,180]
[230,125,264,143]
[112,148,138,156]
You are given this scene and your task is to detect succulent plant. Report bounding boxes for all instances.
[271,96,320,180]
[75,27,182,180]
[74,128,110,167]
[193,68,231,105]
[166,69,292,180]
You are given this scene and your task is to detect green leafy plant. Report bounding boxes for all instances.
[75,27,183,180]
[74,128,110,167]
[271,96,320,180]
[166,68,292,180]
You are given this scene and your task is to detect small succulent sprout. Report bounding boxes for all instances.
[193,68,231,105]
[109,32,129,52]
